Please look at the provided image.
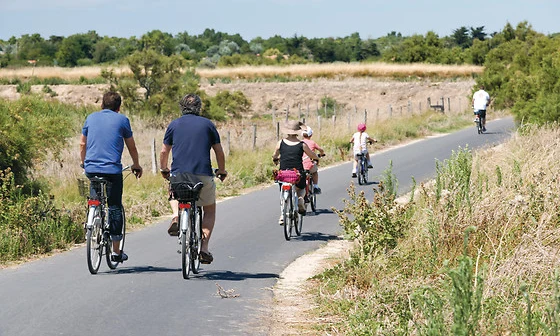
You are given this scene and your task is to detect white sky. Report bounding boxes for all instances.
[0,0,558,40]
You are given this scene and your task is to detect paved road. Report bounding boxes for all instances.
[0,117,515,336]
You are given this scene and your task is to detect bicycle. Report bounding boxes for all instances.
[275,169,304,240]
[356,153,369,185]
[474,111,485,134]
[170,170,226,279]
[83,165,139,275]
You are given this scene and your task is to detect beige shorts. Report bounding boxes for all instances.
[307,164,318,174]
[169,174,216,207]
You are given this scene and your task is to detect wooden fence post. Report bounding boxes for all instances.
[151,138,156,174]
[276,122,280,140]
[252,124,257,150]
[226,130,231,155]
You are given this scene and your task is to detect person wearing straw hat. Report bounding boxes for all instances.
[272,120,320,223]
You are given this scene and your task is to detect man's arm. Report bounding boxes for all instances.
[124,136,143,178]
[79,134,87,166]
[212,143,227,181]
[159,143,172,179]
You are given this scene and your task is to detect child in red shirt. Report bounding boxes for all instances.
[302,127,325,194]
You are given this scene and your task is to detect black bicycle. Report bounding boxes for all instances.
[84,165,138,275]
[356,153,369,185]
[474,111,485,134]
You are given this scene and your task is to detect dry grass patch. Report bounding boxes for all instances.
[198,62,483,79]
[0,62,483,81]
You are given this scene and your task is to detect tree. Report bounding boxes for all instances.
[470,26,487,41]
[140,30,174,55]
[103,50,189,116]
[452,26,471,49]
[55,33,95,66]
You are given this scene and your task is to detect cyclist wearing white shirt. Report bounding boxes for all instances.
[350,123,377,178]
[472,85,491,132]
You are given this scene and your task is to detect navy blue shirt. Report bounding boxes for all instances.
[163,114,220,176]
[82,109,133,174]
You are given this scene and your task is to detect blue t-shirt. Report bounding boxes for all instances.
[163,114,220,176]
[82,109,133,174]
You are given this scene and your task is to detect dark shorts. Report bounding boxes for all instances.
[474,109,486,120]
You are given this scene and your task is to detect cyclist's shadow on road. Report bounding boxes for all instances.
[200,270,279,281]
[109,265,181,274]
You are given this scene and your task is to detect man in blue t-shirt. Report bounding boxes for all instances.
[159,94,227,264]
[80,91,143,262]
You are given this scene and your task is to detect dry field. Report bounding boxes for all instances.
[0,62,478,117]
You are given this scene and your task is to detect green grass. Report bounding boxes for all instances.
[314,123,560,334]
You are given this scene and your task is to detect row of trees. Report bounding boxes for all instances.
[0,22,551,68]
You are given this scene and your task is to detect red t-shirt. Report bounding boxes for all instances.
[302,139,320,170]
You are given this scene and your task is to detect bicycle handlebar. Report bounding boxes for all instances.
[214,168,227,182]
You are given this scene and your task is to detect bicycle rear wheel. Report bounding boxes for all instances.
[86,207,102,274]
[357,158,365,185]
[283,191,293,241]
[191,206,202,274]
[106,206,126,269]
[362,159,369,184]
[309,180,317,213]
[180,209,192,279]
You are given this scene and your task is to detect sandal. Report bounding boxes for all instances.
[199,251,214,264]
[168,216,179,236]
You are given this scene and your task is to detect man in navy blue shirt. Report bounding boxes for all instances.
[159,94,227,264]
[80,91,143,262]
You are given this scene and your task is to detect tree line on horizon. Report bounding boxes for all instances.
[0,21,555,69]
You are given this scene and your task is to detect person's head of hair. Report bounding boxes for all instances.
[479,84,485,90]
[357,123,367,132]
[101,91,122,111]
[302,126,313,137]
[179,94,202,115]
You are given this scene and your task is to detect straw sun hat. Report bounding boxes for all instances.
[281,120,307,136]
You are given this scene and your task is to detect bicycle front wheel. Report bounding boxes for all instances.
[191,206,202,274]
[180,210,192,279]
[106,206,126,269]
[283,191,292,241]
[86,207,102,274]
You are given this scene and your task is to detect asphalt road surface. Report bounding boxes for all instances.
[0,117,515,336]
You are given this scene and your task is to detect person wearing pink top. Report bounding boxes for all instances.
[301,126,325,194]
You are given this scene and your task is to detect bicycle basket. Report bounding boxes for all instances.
[170,172,204,202]
[274,169,301,184]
